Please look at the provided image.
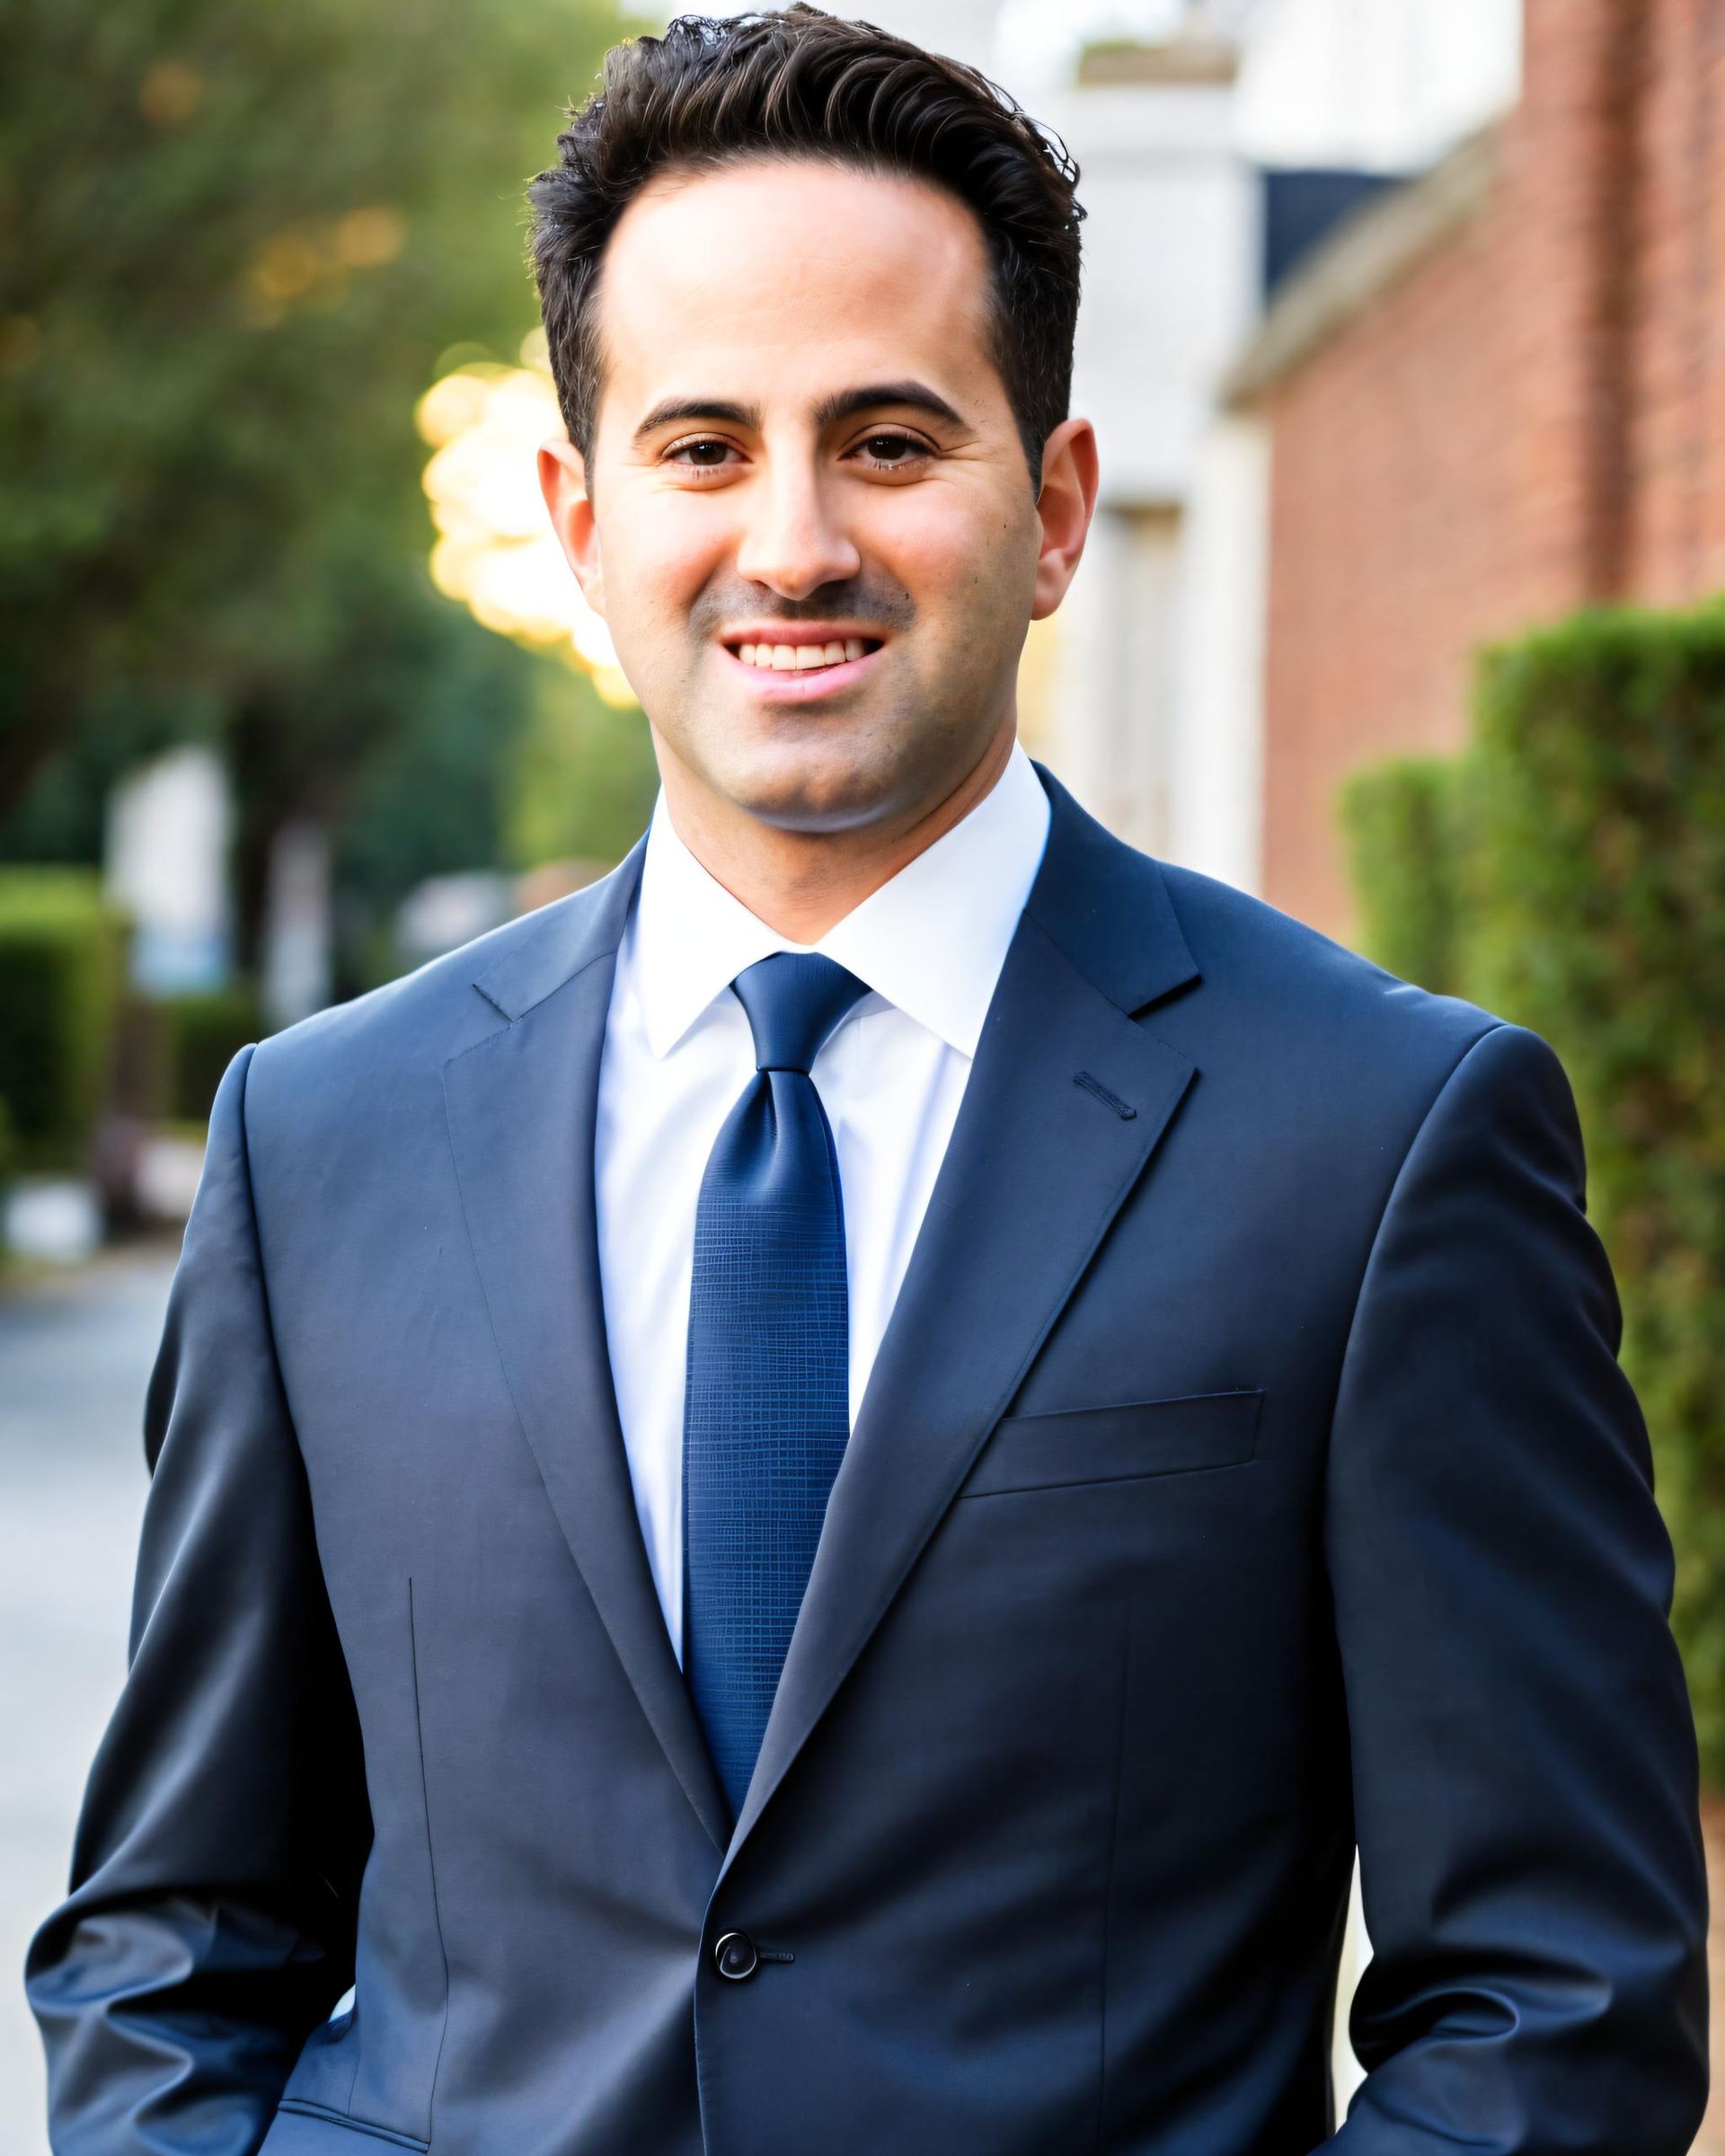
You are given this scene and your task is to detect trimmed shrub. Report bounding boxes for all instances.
[1467,604,1725,1774]
[1343,598,1725,1779]
[156,985,262,1125]
[1340,755,1470,995]
[0,869,128,1173]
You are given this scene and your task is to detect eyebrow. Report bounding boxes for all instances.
[630,378,969,449]
[813,381,969,430]
[632,396,759,446]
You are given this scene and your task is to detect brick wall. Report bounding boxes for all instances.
[1253,0,1725,938]
[1627,0,1725,599]
[1258,178,1536,932]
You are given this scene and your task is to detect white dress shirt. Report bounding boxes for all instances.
[594,740,1052,1665]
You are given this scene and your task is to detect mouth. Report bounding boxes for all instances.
[718,629,887,699]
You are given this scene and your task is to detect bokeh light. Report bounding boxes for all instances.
[417,328,639,708]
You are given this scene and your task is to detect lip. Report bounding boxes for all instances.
[719,643,883,700]
[719,623,885,648]
[717,627,887,701]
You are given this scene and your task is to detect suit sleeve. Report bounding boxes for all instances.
[1322,1021,1709,2152]
[23,1042,372,2155]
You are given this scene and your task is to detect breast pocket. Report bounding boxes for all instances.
[960,1388,1263,1498]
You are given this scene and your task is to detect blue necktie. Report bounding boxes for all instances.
[683,951,869,1820]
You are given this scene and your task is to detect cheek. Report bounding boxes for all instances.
[601,497,730,640]
[865,485,1032,623]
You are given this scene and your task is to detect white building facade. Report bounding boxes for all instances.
[796,0,1520,896]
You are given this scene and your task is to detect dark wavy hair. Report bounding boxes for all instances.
[525,6,1085,490]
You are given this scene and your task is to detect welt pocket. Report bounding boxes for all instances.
[960,1388,1263,1498]
[274,2099,430,2151]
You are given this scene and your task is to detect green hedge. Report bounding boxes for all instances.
[0,869,128,1173]
[1340,755,1470,998]
[155,985,262,1125]
[1345,600,1725,1778]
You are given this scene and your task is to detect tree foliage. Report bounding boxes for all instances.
[505,660,659,874]
[0,0,627,956]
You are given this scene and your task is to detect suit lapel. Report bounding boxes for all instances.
[442,841,731,1852]
[721,768,1201,1869]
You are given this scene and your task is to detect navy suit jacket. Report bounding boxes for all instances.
[25,764,1709,2152]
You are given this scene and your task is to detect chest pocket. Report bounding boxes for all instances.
[960,1388,1263,1498]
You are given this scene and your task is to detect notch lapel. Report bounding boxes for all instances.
[441,844,731,1852]
[721,770,1201,1869]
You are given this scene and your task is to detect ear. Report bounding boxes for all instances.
[1030,416,1100,622]
[538,435,606,618]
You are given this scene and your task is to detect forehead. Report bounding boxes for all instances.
[591,156,1001,429]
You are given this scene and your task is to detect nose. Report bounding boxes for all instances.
[732,459,862,599]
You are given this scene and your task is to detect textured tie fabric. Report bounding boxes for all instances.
[683,951,870,1820]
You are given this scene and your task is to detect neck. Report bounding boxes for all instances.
[654,726,1018,945]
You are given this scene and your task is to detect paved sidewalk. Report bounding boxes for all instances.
[1,1243,177,2156]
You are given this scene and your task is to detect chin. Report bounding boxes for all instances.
[707,732,924,835]
[726,768,899,835]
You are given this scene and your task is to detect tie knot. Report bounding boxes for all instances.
[731,951,869,1074]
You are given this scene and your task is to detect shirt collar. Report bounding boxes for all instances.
[632,739,1052,1061]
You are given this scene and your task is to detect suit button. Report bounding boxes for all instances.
[713,1931,759,1982]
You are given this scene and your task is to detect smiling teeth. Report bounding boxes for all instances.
[739,639,869,669]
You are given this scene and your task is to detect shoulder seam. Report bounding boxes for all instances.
[1324,1019,1507,1450]
[231,1039,305,1458]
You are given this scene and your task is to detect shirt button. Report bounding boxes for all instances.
[712,1931,759,1982]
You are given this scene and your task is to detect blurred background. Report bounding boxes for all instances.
[5,0,1724,2145]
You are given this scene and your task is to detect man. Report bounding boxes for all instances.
[24,7,1709,2152]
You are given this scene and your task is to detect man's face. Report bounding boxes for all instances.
[540,155,1095,837]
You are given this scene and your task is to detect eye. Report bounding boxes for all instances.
[664,436,739,473]
[850,430,932,472]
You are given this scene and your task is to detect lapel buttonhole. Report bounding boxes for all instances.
[1073,1071,1137,1121]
